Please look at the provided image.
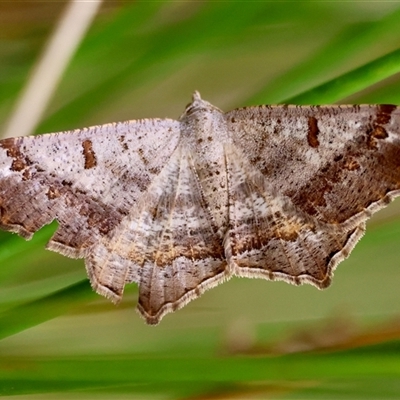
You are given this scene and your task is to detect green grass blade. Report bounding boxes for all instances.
[1,341,400,396]
[246,5,400,105]
[0,280,95,340]
[285,47,400,104]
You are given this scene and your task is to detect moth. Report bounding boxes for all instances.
[0,92,399,324]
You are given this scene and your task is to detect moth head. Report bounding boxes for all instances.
[181,91,222,120]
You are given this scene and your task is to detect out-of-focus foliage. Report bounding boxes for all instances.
[1,1,400,398]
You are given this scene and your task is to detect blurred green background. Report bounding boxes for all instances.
[1,1,400,398]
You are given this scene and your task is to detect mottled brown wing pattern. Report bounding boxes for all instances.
[86,146,228,324]
[1,92,400,325]
[225,104,400,285]
[0,119,180,258]
[224,143,366,287]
